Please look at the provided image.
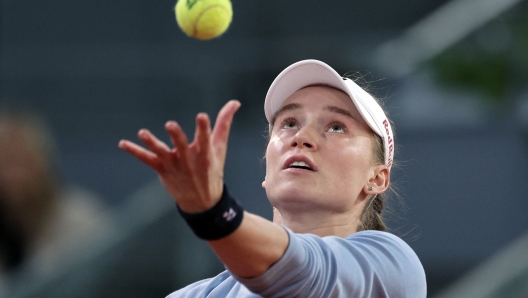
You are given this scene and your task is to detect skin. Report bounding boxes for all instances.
[118,86,389,278]
[264,86,389,237]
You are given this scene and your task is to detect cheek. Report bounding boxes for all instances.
[265,137,285,165]
[329,139,373,177]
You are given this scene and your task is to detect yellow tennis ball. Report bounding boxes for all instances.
[175,0,233,40]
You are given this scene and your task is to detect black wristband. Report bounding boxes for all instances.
[177,185,244,241]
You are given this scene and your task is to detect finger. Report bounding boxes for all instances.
[118,140,163,172]
[211,100,241,148]
[138,129,171,159]
[194,113,211,155]
[165,121,190,161]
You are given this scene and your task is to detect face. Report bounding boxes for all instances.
[0,123,49,208]
[263,85,378,214]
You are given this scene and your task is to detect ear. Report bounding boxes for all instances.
[364,165,390,195]
[262,179,266,189]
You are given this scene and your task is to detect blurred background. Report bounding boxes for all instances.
[1,0,528,297]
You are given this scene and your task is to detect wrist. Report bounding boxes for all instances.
[177,185,244,240]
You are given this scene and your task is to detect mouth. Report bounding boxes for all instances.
[283,156,317,172]
[288,161,314,171]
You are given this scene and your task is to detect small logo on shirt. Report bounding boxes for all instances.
[223,208,236,221]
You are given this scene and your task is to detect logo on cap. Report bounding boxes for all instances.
[382,119,393,168]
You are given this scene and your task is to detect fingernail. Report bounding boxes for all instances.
[166,121,177,129]
[138,129,148,139]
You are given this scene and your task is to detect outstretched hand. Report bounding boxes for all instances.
[119,100,241,213]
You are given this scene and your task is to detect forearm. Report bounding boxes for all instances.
[208,212,289,278]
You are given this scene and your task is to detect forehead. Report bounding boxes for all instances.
[281,85,362,119]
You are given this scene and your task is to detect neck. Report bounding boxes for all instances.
[273,207,362,238]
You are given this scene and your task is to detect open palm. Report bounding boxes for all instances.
[119,100,241,213]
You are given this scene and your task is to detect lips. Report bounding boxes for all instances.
[283,156,317,172]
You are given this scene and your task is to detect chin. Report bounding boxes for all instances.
[267,182,324,208]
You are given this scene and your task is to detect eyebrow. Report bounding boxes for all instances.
[271,103,301,125]
[324,105,358,122]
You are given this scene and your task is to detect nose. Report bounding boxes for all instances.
[290,126,318,150]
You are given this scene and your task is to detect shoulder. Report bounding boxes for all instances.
[343,230,427,296]
[293,229,425,291]
[329,230,425,274]
[303,230,427,297]
[345,230,417,253]
[351,230,421,262]
[293,229,417,259]
[287,229,422,268]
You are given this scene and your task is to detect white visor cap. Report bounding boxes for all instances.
[264,59,394,169]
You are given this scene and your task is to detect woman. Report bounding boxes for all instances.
[119,60,427,297]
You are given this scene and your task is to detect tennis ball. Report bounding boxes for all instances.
[175,0,233,40]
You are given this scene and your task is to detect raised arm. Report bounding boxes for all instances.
[118,100,288,278]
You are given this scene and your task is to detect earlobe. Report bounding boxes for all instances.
[262,180,266,188]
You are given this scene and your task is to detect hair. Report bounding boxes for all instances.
[356,133,389,232]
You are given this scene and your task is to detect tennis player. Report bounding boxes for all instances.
[119,60,427,297]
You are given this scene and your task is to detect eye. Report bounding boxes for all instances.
[328,122,346,133]
[281,118,298,130]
